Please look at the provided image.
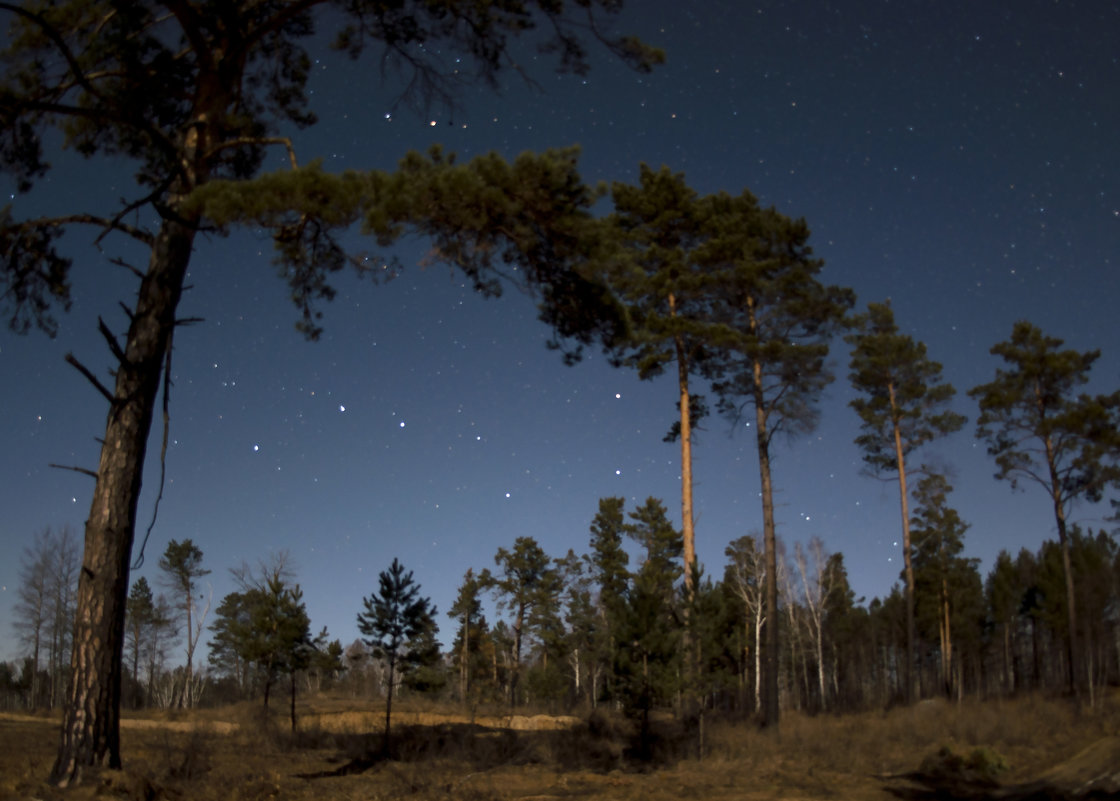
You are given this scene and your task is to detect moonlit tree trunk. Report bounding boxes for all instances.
[754,393,780,727]
[51,217,196,786]
[888,388,918,706]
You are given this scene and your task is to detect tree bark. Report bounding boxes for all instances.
[49,219,195,786]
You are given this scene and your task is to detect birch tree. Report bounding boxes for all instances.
[724,534,766,714]
[795,537,834,711]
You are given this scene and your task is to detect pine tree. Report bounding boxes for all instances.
[448,569,485,704]
[586,496,630,704]
[357,558,438,752]
[618,497,683,737]
[845,301,966,703]
[704,190,854,727]
[908,473,973,697]
[985,551,1022,694]
[0,2,659,782]
[486,537,562,707]
[604,167,723,600]
[968,321,1120,696]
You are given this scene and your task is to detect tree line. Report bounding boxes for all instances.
[9,494,1119,729]
[1,0,1117,785]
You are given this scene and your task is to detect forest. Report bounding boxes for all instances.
[2,0,1119,794]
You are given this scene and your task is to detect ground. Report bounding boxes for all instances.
[1,694,1117,800]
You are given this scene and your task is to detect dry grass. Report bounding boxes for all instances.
[2,692,1116,801]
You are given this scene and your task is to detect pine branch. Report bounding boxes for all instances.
[0,2,106,103]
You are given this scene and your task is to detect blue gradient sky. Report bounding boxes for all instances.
[2,0,1118,661]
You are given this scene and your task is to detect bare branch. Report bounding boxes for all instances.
[205,136,299,169]
[108,256,145,280]
[97,318,126,366]
[64,353,114,405]
[48,463,99,479]
[16,213,154,248]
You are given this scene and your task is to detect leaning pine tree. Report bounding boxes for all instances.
[0,1,660,784]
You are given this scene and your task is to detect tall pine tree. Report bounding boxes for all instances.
[845,301,966,703]
[969,321,1120,696]
[703,190,853,727]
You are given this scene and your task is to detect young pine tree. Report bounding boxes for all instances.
[357,559,438,752]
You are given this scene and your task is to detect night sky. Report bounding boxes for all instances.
[2,1,1118,662]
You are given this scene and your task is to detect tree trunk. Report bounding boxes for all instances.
[754,392,780,728]
[888,386,917,705]
[289,670,297,732]
[49,219,196,786]
[383,656,396,753]
[1039,395,1080,697]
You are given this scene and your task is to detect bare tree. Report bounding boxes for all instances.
[724,535,767,714]
[13,529,51,709]
[12,526,78,710]
[795,537,835,712]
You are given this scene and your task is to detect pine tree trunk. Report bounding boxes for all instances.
[754,398,780,728]
[49,219,195,787]
[888,387,917,705]
[383,656,396,753]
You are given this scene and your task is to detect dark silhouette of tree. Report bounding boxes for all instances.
[703,189,854,728]
[845,301,966,704]
[123,578,172,708]
[985,550,1023,694]
[908,472,973,697]
[969,321,1120,696]
[357,558,438,753]
[486,536,562,707]
[586,496,630,705]
[12,526,79,711]
[448,568,486,704]
[208,563,312,730]
[0,1,659,783]
[618,497,683,747]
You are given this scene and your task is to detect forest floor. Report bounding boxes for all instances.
[2,692,1118,800]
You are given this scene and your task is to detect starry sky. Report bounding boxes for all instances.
[2,0,1119,662]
